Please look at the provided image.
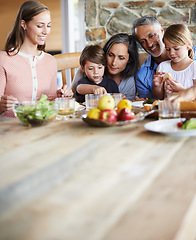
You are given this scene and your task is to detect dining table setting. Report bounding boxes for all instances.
[0,95,196,240]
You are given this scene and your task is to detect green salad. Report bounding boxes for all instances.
[15,94,56,126]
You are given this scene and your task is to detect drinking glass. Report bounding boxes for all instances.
[111,93,123,108]
[158,100,180,119]
[85,94,103,110]
[55,97,75,115]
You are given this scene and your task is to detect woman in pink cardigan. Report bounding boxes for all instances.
[0,1,73,117]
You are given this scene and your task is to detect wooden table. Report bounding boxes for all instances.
[0,116,196,240]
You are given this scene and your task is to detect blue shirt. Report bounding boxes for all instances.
[76,76,119,103]
[136,46,196,99]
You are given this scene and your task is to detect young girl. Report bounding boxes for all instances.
[0,1,73,117]
[76,45,119,103]
[153,24,196,99]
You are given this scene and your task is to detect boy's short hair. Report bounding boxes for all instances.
[80,45,106,67]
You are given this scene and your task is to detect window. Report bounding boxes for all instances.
[61,0,86,53]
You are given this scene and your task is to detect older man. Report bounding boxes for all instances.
[132,16,196,99]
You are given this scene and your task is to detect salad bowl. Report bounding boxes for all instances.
[14,95,57,127]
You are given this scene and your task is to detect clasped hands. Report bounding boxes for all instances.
[153,72,185,94]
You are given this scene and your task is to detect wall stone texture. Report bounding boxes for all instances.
[85,0,196,49]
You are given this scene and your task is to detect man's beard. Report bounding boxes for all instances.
[148,40,165,58]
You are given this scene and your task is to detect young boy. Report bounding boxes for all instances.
[76,45,119,103]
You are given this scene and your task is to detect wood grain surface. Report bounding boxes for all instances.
[0,117,196,240]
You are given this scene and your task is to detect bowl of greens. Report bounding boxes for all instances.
[14,94,57,127]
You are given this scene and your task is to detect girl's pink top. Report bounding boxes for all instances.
[0,51,57,117]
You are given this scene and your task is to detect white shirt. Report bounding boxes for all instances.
[157,60,196,89]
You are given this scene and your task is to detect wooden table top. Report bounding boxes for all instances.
[0,116,196,240]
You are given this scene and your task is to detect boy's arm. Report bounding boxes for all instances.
[77,84,95,94]
[77,84,107,95]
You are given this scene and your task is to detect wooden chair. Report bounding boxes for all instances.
[54,52,81,85]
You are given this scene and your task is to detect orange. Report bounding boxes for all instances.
[87,108,101,119]
[117,99,132,111]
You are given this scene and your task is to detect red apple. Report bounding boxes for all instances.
[100,109,117,122]
[117,108,135,121]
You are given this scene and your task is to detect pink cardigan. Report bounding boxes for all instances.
[0,51,57,117]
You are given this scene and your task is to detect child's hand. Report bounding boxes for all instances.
[93,86,107,95]
[153,72,165,87]
[152,72,165,99]
[165,79,185,94]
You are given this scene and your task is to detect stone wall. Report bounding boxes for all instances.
[85,0,196,48]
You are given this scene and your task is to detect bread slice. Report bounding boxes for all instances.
[143,100,159,111]
[163,73,172,82]
[152,100,159,107]
[180,101,196,111]
[143,104,153,111]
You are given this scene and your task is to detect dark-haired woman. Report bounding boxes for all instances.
[0,1,73,117]
[72,33,139,101]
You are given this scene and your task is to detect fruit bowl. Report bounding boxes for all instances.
[82,111,147,127]
[14,97,57,127]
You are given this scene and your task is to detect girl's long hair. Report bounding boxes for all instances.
[163,24,194,60]
[5,0,48,55]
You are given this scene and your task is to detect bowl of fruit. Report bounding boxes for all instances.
[14,94,57,127]
[82,95,145,127]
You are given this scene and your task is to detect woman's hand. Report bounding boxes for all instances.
[93,86,107,95]
[57,85,73,98]
[121,94,126,99]
[168,86,196,104]
[0,95,17,114]
[113,93,126,99]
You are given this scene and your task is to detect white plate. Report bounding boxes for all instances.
[144,118,196,137]
[131,101,144,108]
